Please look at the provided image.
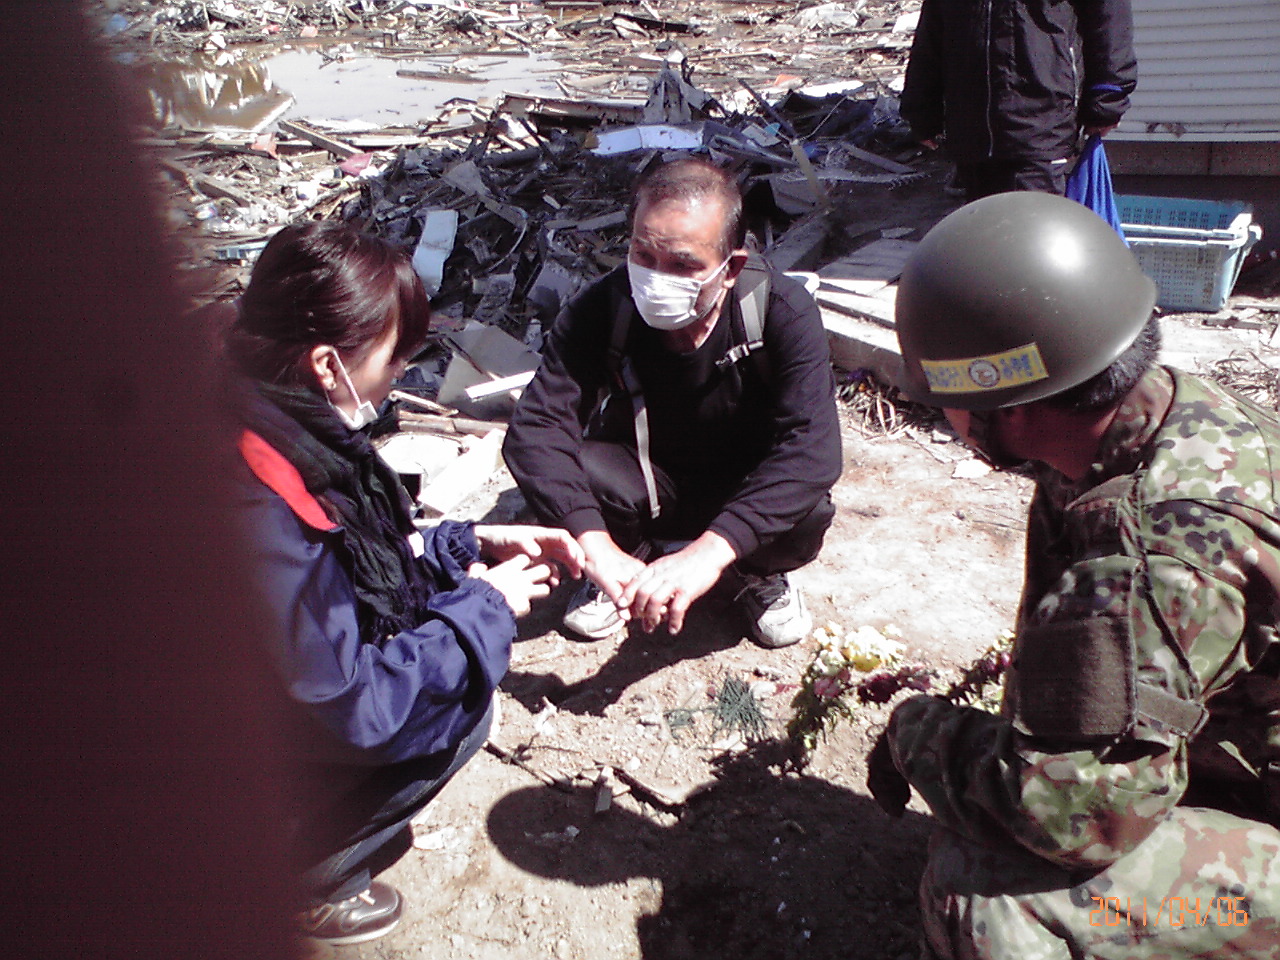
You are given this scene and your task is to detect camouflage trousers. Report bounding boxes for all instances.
[919,808,1280,959]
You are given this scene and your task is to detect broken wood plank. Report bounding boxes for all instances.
[483,147,542,168]
[821,275,891,297]
[484,741,575,792]
[763,209,832,272]
[614,10,693,32]
[396,68,487,84]
[841,143,916,175]
[344,134,433,149]
[737,78,798,139]
[277,119,360,159]
[544,210,628,232]
[499,92,647,125]
[396,410,506,438]
[389,390,457,416]
[1232,297,1280,313]
[158,158,255,207]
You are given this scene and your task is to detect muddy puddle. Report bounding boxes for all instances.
[138,46,564,133]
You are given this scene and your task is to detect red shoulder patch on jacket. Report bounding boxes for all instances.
[238,430,339,532]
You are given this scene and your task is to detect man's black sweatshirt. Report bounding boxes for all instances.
[503,264,842,561]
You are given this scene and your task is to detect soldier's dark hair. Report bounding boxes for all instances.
[227,221,430,386]
[631,157,746,257]
[1046,314,1161,412]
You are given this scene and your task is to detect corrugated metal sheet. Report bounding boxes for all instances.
[1117,0,1280,141]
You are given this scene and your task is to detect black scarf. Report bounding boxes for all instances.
[236,378,430,643]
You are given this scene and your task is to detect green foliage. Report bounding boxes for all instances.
[663,674,770,743]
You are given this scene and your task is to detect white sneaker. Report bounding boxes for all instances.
[737,572,811,649]
[562,580,624,640]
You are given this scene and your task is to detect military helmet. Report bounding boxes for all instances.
[895,192,1156,410]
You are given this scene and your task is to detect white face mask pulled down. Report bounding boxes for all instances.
[326,353,379,431]
[627,257,731,331]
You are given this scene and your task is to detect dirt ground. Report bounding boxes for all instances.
[298,402,1035,960]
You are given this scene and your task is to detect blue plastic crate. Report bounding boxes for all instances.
[1116,195,1262,313]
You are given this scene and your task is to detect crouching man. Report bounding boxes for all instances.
[503,158,841,647]
[869,192,1280,957]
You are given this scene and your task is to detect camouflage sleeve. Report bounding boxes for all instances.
[889,529,1254,870]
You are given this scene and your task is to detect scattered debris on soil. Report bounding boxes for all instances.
[1205,352,1280,409]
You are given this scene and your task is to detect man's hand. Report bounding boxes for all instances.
[577,531,647,621]
[622,532,736,635]
[866,732,911,818]
[468,556,555,617]
[473,524,585,587]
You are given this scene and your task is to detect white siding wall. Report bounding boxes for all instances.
[1117,0,1280,141]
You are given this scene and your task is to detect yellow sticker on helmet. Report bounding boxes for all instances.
[919,342,1048,395]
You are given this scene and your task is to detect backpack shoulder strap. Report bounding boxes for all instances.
[601,288,660,520]
[716,254,771,376]
[605,288,633,389]
[737,253,770,343]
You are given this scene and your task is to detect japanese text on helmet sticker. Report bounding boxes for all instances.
[919,342,1049,394]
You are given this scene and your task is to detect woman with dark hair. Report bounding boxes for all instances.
[229,221,582,946]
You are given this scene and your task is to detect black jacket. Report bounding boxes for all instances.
[503,264,842,561]
[901,0,1137,163]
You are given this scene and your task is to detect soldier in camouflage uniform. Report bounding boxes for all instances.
[869,192,1280,958]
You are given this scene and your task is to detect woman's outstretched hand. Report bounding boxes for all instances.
[473,524,585,587]
[468,556,556,617]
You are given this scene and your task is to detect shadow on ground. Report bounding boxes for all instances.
[503,577,751,717]
[486,742,932,960]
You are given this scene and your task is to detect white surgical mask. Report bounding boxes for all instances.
[627,257,730,331]
[327,353,379,431]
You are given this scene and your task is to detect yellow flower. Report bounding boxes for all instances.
[841,625,904,672]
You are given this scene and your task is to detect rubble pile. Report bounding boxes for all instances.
[84,0,965,510]
[98,0,917,72]
[93,0,937,325]
[338,68,927,338]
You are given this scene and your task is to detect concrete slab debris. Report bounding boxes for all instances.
[417,428,506,518]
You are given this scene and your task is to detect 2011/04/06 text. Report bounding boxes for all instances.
[1090,896,1249,927]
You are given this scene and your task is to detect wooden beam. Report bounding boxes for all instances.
[277,119,360,159]
[158,158,255,207]
[841,143,916,175]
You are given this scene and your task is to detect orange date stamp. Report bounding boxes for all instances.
[1089,896,1250,928]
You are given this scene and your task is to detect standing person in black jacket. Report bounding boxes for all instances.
[503,158,842,649]
[900,0,1137,202]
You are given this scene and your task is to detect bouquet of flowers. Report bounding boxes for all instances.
[786,625,1015,767]
[785,623,934,763]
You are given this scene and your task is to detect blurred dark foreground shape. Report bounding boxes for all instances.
[0,6,297,957]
